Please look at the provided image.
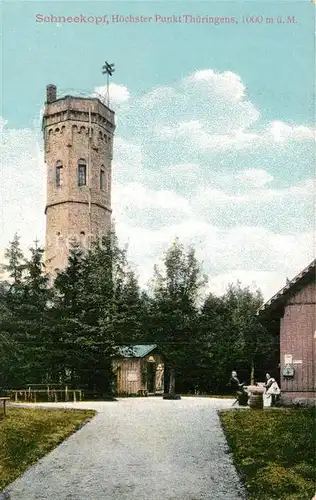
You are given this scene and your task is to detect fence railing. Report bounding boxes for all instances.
[9,387,82,403]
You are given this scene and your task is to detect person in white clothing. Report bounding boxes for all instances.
[264,373,281,406]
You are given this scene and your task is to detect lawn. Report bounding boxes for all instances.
[220,408,316,500]
[0,406,96,491]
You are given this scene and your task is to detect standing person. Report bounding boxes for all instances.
[264,373,281,406]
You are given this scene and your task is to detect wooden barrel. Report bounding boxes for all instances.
[248,392,263,409]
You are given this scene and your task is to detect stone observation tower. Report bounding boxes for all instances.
[42,84,115,275]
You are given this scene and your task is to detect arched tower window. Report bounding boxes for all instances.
[55,160,63,187]
[100,166,106,191]
[78,159,87,186]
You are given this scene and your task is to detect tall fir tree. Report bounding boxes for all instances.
[51,230,137,395]
[148,238,207,394]
[0,234,26,388]
[0,237,52,387]
[51,243,91,387]
[3,233,25,288]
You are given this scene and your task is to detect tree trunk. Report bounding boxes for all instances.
[168,366,176,394]
[250,358,255,385]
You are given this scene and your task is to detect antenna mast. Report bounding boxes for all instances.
[101,61,115,107]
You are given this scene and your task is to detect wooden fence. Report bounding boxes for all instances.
[9,386,82,403]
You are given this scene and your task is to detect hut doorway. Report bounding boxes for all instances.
[147,362,155,393]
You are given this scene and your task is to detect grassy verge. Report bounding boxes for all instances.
[0,406,96,491]
[220,408,316,500]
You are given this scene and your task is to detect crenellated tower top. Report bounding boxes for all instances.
[43,84,115,276]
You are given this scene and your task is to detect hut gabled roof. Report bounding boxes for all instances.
[258,259,316,316]
[115,344,158,358]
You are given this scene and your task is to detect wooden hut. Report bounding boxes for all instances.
[112,344,165,396]
[259,259,316,404]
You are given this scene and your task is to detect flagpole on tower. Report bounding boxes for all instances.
[101,61,115,108]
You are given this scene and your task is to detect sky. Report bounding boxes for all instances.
[1,0,315,299]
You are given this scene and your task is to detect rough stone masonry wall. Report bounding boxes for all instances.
[45,204,111,271]
[43,95,114,274]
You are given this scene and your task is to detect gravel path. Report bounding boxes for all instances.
[6,397,246,500]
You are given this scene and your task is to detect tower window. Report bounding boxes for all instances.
[78,160,87,186]
[100,169,106,191]
[55,161,63,187]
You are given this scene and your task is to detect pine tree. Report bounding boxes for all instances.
[3,233,25,287]
[0,235,26,388]
[84,230,130,393]
[148,239,207,395]
[51,243,89,387]
[21,240,52,384]
[113,269,144,343]
[0,237,52,387]
[51,230,132,395]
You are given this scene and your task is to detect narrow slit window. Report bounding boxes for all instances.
[55,161,63,187]
[100,169,106,191]
[78,160,87,186]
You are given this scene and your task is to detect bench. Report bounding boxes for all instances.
[0,397,10,416]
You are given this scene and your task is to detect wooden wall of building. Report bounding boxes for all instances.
[112,353,164,395]
[112,358,141,395]
[280,282,316,395]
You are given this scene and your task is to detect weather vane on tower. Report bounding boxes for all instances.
[101,61,115,108]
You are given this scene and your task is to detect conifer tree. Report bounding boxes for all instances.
[149,238,207,395]
[21,240,53,384]
[3,233,25,288]
[0,234,26,388]
[51,243,89,387]
[0,236,51,387]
